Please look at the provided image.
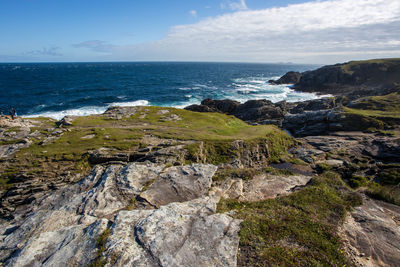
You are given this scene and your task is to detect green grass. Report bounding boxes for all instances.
[217,171,362,266]
[340,58,400,74]
[343,93,400,129]
[344,107,400,119]
[1,107,292,192]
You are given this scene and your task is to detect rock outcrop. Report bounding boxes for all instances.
[268,71,302,85]
[292,58,400,98]
[339,196,400,267]
[0,162,239,267]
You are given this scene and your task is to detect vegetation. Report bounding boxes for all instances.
[217,171,362,266]
[340,58,400,74]
[1,107,292,192]
[88,228,111,267]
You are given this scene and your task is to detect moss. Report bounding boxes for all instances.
[288,157,308,166]
[264,166,294,176]
[0,139,23,146]
[316,163,333,172]
[366,185,400,206]
[88,228,111,267]
[348,175,370,189]
[265,130,294,163]
[126,198,137,211]
[377,168,400,185]
[217,171,362,266]
[141,178,156,192]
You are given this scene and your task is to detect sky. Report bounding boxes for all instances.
[1,0,400,64]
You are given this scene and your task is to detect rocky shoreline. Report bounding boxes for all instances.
[0,58,400,266]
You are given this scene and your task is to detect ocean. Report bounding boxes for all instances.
[0,62,321,120]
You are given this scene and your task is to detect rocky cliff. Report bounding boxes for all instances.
[270,58,400,98]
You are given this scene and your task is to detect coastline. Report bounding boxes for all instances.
[1,58,400,266]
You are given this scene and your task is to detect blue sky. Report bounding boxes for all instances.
[1,0,400,63]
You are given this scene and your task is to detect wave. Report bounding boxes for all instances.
[23,100,149,120]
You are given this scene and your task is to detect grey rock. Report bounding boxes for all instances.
[103,106,138,120]
[239,174,312,202]
[106,197,241,267]
[339,197,400,267]
[139,164,217,208]
[5,219,109,267]
[56,116,75,127]
[269,71,302,85]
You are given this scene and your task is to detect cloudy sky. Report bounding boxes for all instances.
[1,0,400,64]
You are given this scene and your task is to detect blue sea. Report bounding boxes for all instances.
[0,62,321,120]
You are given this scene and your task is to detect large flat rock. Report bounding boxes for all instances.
[105,197,241,267]
[139,164,218,208]
[339,197,400,267]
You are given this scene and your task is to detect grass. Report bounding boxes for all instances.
[342,93,400,130]
[344,107,400,119]
[88,228,111,267]
[217,171,362,266]
[346,168,400,206]
[340,58,400,74]
[1,107,292,193]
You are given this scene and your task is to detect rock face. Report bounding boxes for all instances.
[283,108,344,136]
[269,71,302,85]
[0,162,240,267]
[238,174,311,202]
[185,99,286,126]
[185,96,349,136]
[339,197,400,267]
[106,197,241,267]
[139,164,217,208]
[293,59,400,98]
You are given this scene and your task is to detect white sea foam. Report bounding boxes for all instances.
[109,100,149,107]
[21,76,327,121]
[23,100,149,120]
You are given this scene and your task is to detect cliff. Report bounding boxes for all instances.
[271,58,400,98]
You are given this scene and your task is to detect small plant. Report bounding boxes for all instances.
[88,228,111,267]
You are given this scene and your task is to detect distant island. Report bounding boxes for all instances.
[1,58,399,266]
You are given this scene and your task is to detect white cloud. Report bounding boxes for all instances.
[189,10,197,17]
[77,0,400,64]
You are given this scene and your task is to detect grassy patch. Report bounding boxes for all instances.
[364,167,400,205]
[265,130,294,163]
[1,107,291,193]
[264,166,294,176]
[340,58,400,74]
[217,171,362,266]
[366,185,400,206]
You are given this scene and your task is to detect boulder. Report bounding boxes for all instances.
[233,99,284,122]
[200,98,240,114]
[56,116,75,127]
